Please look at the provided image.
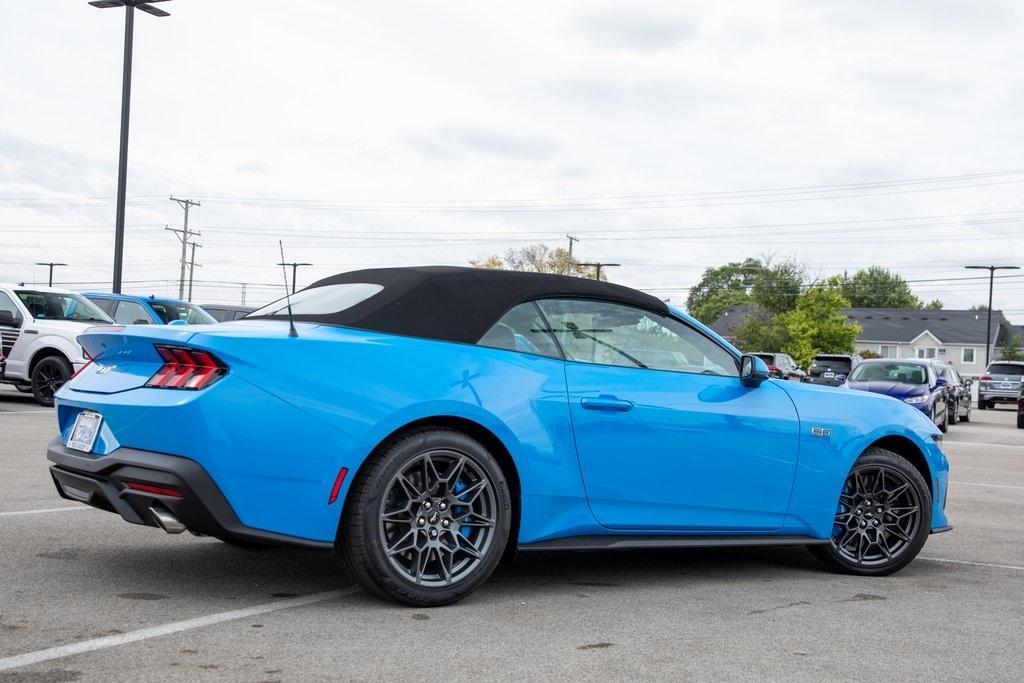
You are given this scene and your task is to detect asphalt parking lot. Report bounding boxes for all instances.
[1,385,1022,681]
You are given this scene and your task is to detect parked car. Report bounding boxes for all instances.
[0,283,113,406]
[200,304,255,322]
[977,361,1024,409]
[803,353,861,386]
[1018,385,1024,429]
[845,359,949,433]
[752,352,806,381]
[930,362,972,424]
[84,293,217,326]
[48,267,950,606]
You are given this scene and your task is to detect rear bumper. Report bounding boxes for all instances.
[47,438,333,551]
[979,392,1017,402]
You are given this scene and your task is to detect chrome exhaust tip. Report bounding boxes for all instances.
[149,506,186,534]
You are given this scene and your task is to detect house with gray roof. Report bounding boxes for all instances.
[710,305,1017,376]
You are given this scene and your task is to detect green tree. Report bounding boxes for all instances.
[780,277,861,367]
[969,304,989,311]
[839,266,923,308]
[470,244,592,278]
[1002,334,1024,362]
[733,311,789,353]
[751,259,804,315]
[923,299,944,310]
[685,258,762,323]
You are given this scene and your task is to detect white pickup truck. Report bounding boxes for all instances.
[0,284,113,406]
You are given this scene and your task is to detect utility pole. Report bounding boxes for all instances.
[88,0,172,293]
[277,261,312,294]
[240,283,247,306]
[35,262,68,287]
[167,197,201,299]
[577,262,620,281]
[965,264,1021,365]
[186,241,201,302]
[566,235,580,260]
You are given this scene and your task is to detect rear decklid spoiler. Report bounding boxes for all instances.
[72,325,198,394]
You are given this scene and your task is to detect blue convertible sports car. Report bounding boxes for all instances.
[47,267,950,606]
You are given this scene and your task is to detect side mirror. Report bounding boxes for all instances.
[740,354,771,387]
[0,310,19,327]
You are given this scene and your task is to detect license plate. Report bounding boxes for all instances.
[1000,382,1013,390]
[67,411,102,453]
[823,372,835,379]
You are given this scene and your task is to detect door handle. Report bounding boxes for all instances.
[580,395,635,412]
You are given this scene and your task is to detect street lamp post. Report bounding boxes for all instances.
[277,262,313,295]
[965,264,1021,366]
[577,262,620,281]
[88,0,171,293]
[35,262,68,287]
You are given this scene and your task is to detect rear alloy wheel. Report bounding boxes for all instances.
[809,448,931,576]
[337,429,511,606]
[961,400,971,423]
[31,356,71,407]
[937,405,949,433]
[948,401,958,425]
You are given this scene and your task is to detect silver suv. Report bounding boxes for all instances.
[978,361,1024,410]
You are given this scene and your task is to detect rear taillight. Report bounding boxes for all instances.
[146,345,227,390]
[980,375,992,381]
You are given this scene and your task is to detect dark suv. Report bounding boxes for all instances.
[803,354,861,387]
[752,352,805,380]
[978,361,1024,409]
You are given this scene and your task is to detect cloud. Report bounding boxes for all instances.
[573,8,694,52]
[404,125,560,162]
[234,158,271,175]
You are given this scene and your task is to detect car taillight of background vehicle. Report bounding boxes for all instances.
[980,375,992,382]
[146,345,228,390]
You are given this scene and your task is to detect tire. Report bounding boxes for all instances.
[337,428,512,607]
[31,356,71,407]
[961,400,971,423]
[808,448,932,576]
[1017,413,1024,429]
[947,401,958,425]
[937,405,948,433]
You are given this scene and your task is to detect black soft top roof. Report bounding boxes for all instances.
[263,266,668,344]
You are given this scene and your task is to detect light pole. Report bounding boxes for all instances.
[577,262,620,281]
[277,262,313,294]
[35,262,68,287]
[965,264,1021,365]
[88,0,171,293]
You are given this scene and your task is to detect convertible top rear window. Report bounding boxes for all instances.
[248,283,383,317]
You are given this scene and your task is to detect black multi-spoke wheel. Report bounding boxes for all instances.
[379,451,497,587]
[337,428,511,606]
[31,356,71,408]
[809,448,931,576]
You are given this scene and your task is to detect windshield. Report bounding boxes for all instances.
[149,301,217,325]
[987,363,1024,376]
[249,283,384,317]
[849,362,928,384]
[15,290,113,323]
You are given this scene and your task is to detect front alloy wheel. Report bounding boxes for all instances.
[337,428,510,606]
[31,356,71,407]
[809,448,931,575]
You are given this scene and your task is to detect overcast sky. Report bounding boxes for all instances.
[2,0,1023,316]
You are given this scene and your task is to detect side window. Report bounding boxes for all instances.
[113,300,152,325]
[477,302,561,358]
[89,298,116,315]
[0,291,22,325]
[536,299,738,377]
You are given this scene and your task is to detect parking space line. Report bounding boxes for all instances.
[0,410,53,416]
[0,506,94,517]
[920,556,1024,572]
[950,480,1024,490]
[0,588,357,672]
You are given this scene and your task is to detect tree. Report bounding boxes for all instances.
[685,258,762,323]
[733,310,789,353]
[839,266,922,308]
[470,244,592,278]
[1002,334,1024,362]
[780,277,861,367]
[923,299,944,310]
[859,349,882,359]
[751,258,804,315]
[969,304,989,311]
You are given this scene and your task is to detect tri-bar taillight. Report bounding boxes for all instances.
[146,345,228,390]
